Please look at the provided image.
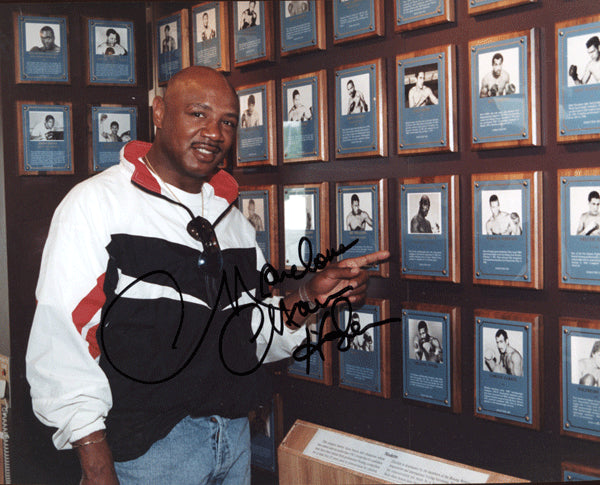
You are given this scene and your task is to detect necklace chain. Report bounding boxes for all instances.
[142,155,204,217]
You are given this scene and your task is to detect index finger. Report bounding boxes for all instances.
[338,250,390,269]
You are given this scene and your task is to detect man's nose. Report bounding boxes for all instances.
[200,118,224,141]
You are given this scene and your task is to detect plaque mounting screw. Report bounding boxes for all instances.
[403,267,407,272]
[440,139,445,144]
[476,272,480,276]
[403,311,407,316]
[525,416,530,421]
[442,185,446,190]
[444,399,448,404]
[560,31,564,36]
[477,319,481,324]
[563,275,568,281]
[560,129,565,134]
[562,179,567,184]
[405,392,408,396]
[524,275,528,280]
[399,143,404,148]
[475,183,479,188]
[401,186,406,191]
[442,270,447,275]
[478,406,482,411]
[523,181,528,186]
[565,422,570,428]
[473,137,478,142]
[522,132,527,137]
[564,328,569,334]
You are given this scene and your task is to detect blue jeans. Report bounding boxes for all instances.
[114,415,251,485]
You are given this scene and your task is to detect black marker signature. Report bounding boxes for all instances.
[99,237,395,383]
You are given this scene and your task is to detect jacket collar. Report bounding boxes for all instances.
[122,140,239,204]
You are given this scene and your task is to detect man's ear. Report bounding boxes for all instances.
[152,96,165,129]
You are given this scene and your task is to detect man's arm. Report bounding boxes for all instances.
[509,351,523,377]
[73,431,118,485]
[362,211,373,228]
[427,88,438,105]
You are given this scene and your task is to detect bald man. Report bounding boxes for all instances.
[26,66,389,484]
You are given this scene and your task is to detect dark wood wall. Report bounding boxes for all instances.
[1,2,150,482]
[3,0,600,483]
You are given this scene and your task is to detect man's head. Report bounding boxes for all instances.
[419,195,430,217]
[292,89,300,108]
[351,194,360,214]
[489,194,500,216]
[44,115,55,130]
[495,329,508,354]
[418,321,429,340]
[39,26,56,50]
[164,25,171,37]
[351,313,360,324]
[106,28,118,47]
[246,94,255,113]
[248,1,256,11]
[416,71,425,88]
[149,66,239,192]
[586,36,600,62]
[110,121,119,135]
[589,191,600,215]
[346,80,356,97]
[203,12,209,27]
[492,53,504,78]
[591,341,600,368]
[248,199,256,215]
[510,212,520,225]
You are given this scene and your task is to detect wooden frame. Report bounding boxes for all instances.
[558,168,600,292]
[233,1,274,67]
[399,175,460,283]
[282,70,328,163]
[283,182,329,270]
[335,179,389,277]
[157,10,190,86]
[88,104,137,173]
[401,302,461,413]
[86,17,136,86]
[474,309,542,430]
[250,393,283,473]
[338,298,391,398]
[286,307,333,386]
[334,58,387,159]
[17,101,74,176]
[394,0,454,33]
[556,14,600,144]
[472,171,543,289]
[332,0,384,45]
[236,80,277,167]
[469,29,540,150]
[238,184,279,268]
[469,0,536,16]
[14,13,70,84]
[560,317,600,442]
[280,1,326,57]
[562,461,600,481]
[397,45,457,155]
[191,1,230,72]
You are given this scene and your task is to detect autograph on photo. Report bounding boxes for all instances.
[99,237,398,383]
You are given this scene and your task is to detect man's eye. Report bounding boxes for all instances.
[193,112,205,118]
[223,120,237,128]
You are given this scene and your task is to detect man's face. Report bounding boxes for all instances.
[293,94,300,108]
[247,101,255,114]
[154,72,239,189]
[416,72,425,88]
[588,45,600,62]
[249,1,256,12]
[44,118,54,130]
[590,197,600,216]
[490,200,500,217]
[347,82,356,97]
[496,335,507,354]
[248,202,255,216]
[107,33,117,46]
[203,14,209,27]
[492,58,503,78]
[420,200,429,217]
[419,327,427,340]
[40,30,55,50]
[110,124,118,135]
[351,200,359,215]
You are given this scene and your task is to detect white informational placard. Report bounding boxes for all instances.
[303,429,490,484]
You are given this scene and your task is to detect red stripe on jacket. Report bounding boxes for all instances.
[72,274,106,359]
